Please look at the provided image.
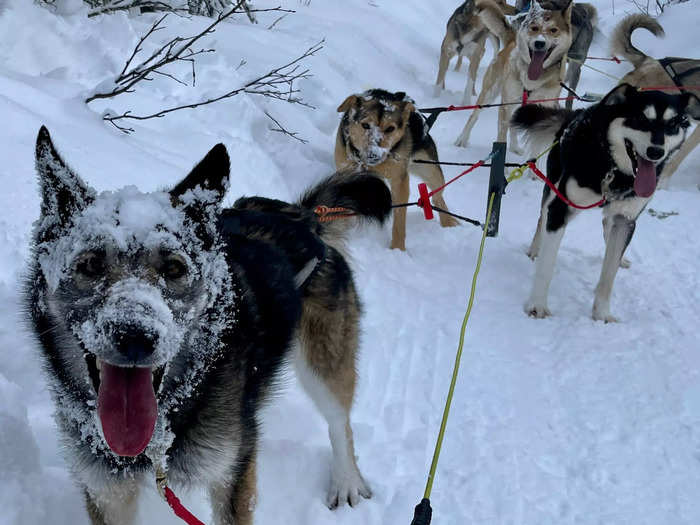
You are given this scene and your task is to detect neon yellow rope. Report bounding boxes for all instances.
[423,191,496,499]
[507,140,559,184]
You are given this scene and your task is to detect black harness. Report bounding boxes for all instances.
[658,57,700,90]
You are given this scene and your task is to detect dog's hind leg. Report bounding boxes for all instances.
[85,481,139,525]
[455,53,464,71]
[435,38,456,96]
[527,211,544,260]
[209,451,257,525]
[462,38,486,105]
[593,214,636,322]
[455,47,504,147]
[564,60,583,111]
[525,198,572,318]
[603,215,631,268]
[296,278,371,509]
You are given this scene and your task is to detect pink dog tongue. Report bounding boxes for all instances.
[97,363,157,457]
[528,50,547,80]
[634,157,657,198]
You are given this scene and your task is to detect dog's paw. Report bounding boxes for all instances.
[390,241,406,251]
[593,311,618,323]
[525,303,551,319]
[440,215,459,227]
[454,133,470,148]
[620,257,631,269]
[326,471,372,509]
[526,247,538,260]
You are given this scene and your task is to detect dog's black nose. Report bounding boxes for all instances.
[534,40,546,50]
[114,325,157,362]
[646,146,664,160]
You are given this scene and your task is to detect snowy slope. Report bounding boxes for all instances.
[1,1,699,524]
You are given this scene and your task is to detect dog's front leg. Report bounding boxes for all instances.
[84,481,140,525]
[388,170,410,251]
[209,452,257,525]
[593,214,636,322]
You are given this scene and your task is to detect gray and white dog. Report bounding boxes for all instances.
[24,127,391,524]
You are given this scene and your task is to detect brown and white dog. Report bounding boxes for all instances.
[434,0,519,105]
[335,89,458,251]
[454,0,573,154]
[611,14,699,181]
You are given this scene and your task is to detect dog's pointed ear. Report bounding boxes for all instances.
[401,101,415,123]
[602,83,637,106]
[681,93,700,120]
[35,126,94,230]
[170,143,230,209]
[337,95,359,113]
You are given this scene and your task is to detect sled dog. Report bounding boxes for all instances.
[454,0,574,153]
[25,127,392,524]
[335,89,458,251]
[434,0,518,105]
[516,0,597,111]
[612,13,700,180]
[511,84,699,321]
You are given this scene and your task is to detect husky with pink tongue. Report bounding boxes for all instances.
[25,126,391,524]
[455,0,574,154]
[512,84,699,322]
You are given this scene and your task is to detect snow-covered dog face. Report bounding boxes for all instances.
[517,2,572,80]
[33,127,233,458]
[602,84,698,197]
[337,89,415,166]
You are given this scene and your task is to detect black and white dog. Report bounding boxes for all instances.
[24,127,391,524]
[512,84,699,321]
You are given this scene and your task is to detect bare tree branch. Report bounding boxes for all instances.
[102,39,324,133]
[264,111,308,143]
[88,1,189,17]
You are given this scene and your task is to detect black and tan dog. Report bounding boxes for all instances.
[612,13,700,181]
[434,0,519,105]
[25,127,391,524]
[335,89,458,251]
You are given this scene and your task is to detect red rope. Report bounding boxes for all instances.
[526,162,604,210]
[586,55,623,63]
[442,95,577,112]
[422,160,486,201]
[164,487,206,525]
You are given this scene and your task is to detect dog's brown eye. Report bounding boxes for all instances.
[361,122,370,130]
[161,259,187,280]
[530,25,539,32]
[76,253,106,279]
[385,126,396,133]
[550,28,558,34]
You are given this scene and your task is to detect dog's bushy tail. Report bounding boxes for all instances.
[476,0,514,44]
[511,105,575,154]
[298,170,392,245]
[611,14,664,68]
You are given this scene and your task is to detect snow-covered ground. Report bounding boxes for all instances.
[1,1,699,523]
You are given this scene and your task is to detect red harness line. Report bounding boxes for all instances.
[526,162,604,210]
[163,486,206,525]
[442,94,577,112]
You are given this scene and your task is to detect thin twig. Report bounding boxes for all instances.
[264,111,308,143]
